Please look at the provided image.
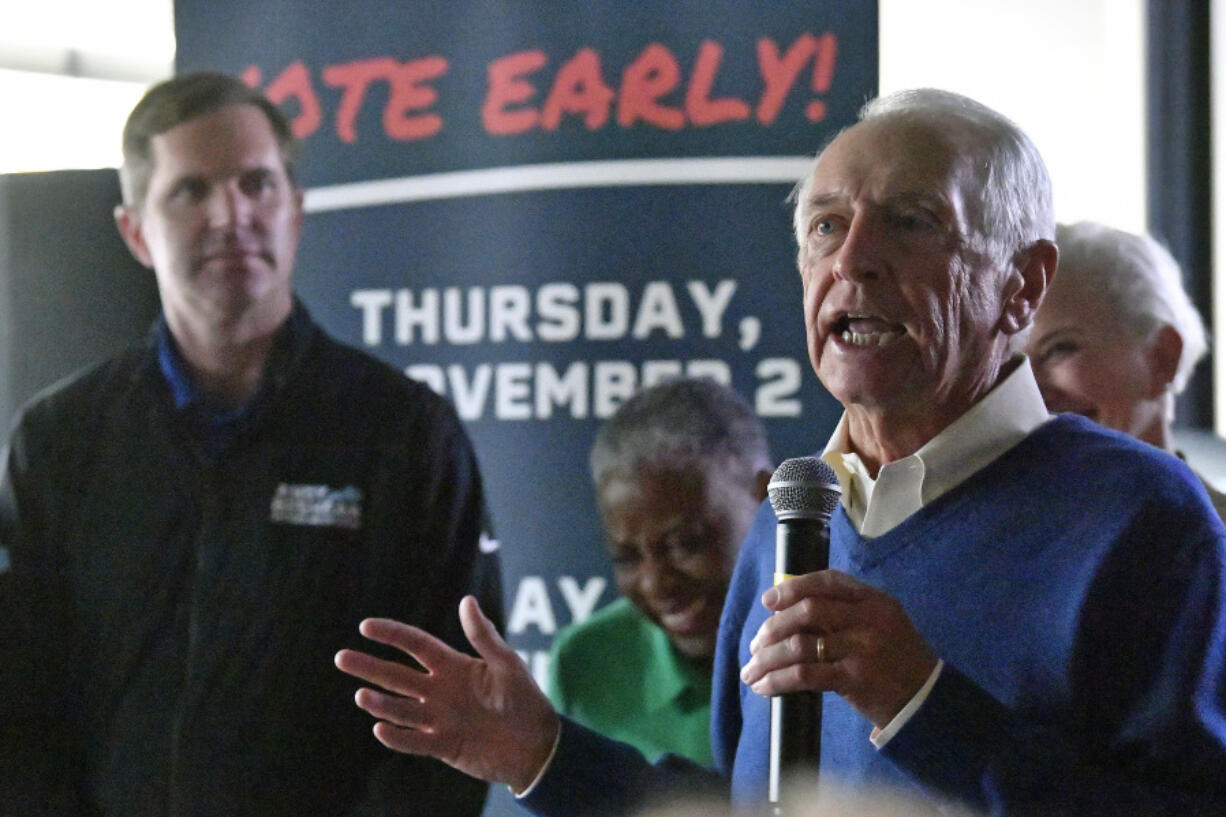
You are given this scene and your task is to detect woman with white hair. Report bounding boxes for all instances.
[1026,220,1224,514]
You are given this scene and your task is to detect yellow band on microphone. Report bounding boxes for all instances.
[773,572,796,586]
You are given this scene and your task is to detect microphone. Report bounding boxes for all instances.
[766,456,841,814]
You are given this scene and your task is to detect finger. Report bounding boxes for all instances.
[743,628,848,681]
[763,569,866,612]
[357,617,461,672]
[334,649,428,698]
[458,595,517,664]
[749,593,852,655]
[743,629,818,684]
[749,661,837,697]
[743,650,838,697]
[371,721,440,757]
[354,687,429,729]
[757,602,859,652]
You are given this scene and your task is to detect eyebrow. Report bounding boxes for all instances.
[804,190,951,212]
[803,192,845,212]
[1033,326,1082,347]
[163,174,206,194]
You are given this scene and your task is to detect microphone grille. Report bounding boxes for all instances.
[768,457,841,520]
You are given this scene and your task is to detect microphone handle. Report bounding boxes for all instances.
[768,517,829,815]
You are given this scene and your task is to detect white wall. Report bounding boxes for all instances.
[880,0,1147,233]
[0,69,161,173]
[0,0,173,173]
[2,0,1151,226]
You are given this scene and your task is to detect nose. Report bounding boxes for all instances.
[205,181,253,229]
[637,547,683,600]
[831,212,882,284]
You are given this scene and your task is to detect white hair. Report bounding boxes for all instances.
[589,376,770,491]
[793,88,1055,269]
[1053,221,1208,393]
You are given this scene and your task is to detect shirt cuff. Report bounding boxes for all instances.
[511,720,563,799]
[869,659,944,749]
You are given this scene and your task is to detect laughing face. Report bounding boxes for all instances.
[598,460,760,663]
[796,117,1019,445]
[1027,278,1166,444]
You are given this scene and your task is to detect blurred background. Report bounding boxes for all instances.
[9,0,1225,476]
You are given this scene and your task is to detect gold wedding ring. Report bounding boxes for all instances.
[816,635,827,663]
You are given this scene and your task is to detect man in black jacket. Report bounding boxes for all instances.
[0,71,502,817]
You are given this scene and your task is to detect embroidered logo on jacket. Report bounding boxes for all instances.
[269,483,363,530]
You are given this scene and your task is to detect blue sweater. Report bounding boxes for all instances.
[525,416,1226,816]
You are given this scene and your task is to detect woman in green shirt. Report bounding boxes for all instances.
[545,377,772,764]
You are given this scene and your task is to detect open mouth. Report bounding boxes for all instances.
[656,596,710,636]
[833,312,905,347]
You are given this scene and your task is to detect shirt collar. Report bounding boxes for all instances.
[153,300,316,456]
[821,355,1050,536]
[642,616,710,713]
[155,316,199,411]
[154,300,313,412]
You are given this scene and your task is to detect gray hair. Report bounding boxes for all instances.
[590,377,771,490]
[1053,221,1208,393]
[793,88,1055,269]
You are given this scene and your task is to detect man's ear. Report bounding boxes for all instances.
[113,204,154,269]
[752,468,772,503]
[999,238,1058,336]
[1144,324,1183,398]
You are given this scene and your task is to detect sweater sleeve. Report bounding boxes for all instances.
[519,717,725,817]
[880,512,1226,817]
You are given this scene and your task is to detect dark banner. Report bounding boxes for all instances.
[174,4,876,811]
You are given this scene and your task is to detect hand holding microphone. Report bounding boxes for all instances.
[743,457,942,814]
[764,456,840,814]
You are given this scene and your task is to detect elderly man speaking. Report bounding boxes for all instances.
[336,89,1226,816]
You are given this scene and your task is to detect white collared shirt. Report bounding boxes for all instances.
[821,356,1051,538]
[818,356,1052,746]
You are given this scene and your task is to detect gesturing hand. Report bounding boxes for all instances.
[334,595,560,793]
[738,570,938,728]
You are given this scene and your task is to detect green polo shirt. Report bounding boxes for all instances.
[545,597,714,765]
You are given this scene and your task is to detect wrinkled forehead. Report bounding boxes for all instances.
[805,116,974,208]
